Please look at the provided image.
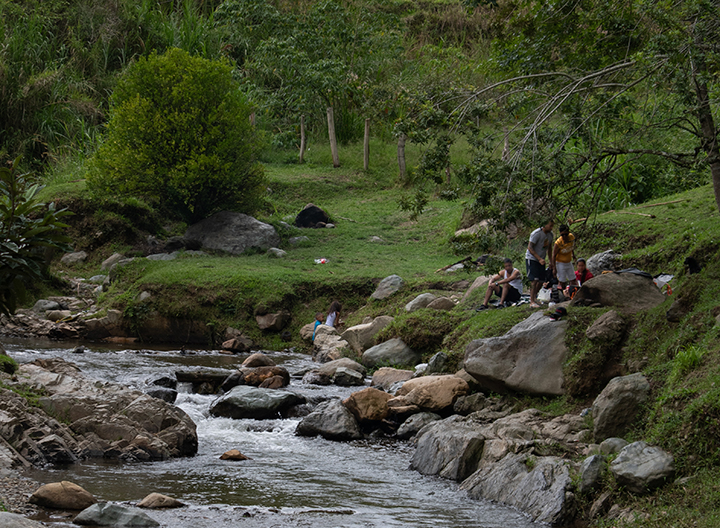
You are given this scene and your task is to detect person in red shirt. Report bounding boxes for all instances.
[575,258,594,285]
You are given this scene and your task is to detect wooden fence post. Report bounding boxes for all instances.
[327,107,340,168]
[299,115,306,164]
[363,118,370,171]
[397,133,406,179]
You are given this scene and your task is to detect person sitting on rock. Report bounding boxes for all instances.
[325,301,342,327]
[476,258,523,310]
[575,258,594,286]
[312,312,324,342]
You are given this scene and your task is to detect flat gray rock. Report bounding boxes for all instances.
[464,312,568,396]
[74,502,159,527]
[0,512,47,528]
[362,338,420,369]
[371,275,404,300]
[209,386,305,420]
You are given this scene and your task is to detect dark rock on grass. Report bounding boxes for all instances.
[294,203,330,228]
[578,454,605,494]
[571,272,666,313]
[184,211,280,255]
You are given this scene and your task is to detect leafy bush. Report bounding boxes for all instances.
[88,48,265,223]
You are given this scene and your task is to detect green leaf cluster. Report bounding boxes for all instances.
[88,48,265,223]
[0,156,72,315]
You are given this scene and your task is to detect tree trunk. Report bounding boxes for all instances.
[397,134,406,179]
[363,118,370,171]
[299,115,306,164]
[327,107,340,168]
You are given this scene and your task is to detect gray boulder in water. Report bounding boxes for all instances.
[0,513,47,528]
[209,385,305,420]
[295,399,362,441]
[184,211,280,255]
[74,503,159,527]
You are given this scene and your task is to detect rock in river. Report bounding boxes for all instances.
[295,399,362,441]
[209,386,305,420]
[74,502,159,527]
[362,338,420,369]
[29,481,96,510]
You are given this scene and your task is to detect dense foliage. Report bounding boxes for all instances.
[88,48,265,222]
[0,157,71,315]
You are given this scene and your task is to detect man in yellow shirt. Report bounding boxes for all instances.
[552,224,577,289]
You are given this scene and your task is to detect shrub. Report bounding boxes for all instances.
[88,48,265,223]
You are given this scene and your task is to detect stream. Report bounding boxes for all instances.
[4,338,545,528]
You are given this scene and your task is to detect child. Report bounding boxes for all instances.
[312,312,324,342]
[575,258,594,286]
[325,301,342,328]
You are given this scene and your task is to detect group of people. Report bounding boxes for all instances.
[312,300,342,341]
[477,220,594,311]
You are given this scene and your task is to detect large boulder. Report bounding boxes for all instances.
[74,503,159,527]
[29,481,96,510]
[184,211,280,255]
[390,375,469,413]
[256,312,290,332]
[371,367,413,392]
[332,367,364,386]
[609,441,675,494]
[343,388,392,423]
[370,275,404,300]
[461,275,492,302]
[242,353,275,368]
[313,326,349,363]
[586,310,626,341]
[586,250,621,275]
[405,293,437,312]
[221,337,254,353]
[295,399,362,441]
[341,316,394,353]
[592,373,650,441]
[294,204,330,228]
[411,417,485,481]
[571,272,666,313]
[396,412,441,439]
[209,386,305,420]
[460,453,576,526]
[362,338,420,369]
[464,312,569,396]
[0,513,46,528]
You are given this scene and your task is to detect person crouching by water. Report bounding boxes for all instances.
[325,301,342,328]
[476,258,523,310]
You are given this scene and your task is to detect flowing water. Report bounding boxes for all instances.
[4,339,545,528]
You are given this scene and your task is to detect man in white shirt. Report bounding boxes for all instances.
[476,258,523,310]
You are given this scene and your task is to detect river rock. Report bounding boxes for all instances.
[579,454,605,493]
[302,371,331,386]
[592,373,650,441]
[242,352,275,368]
[313,328,349,363]
[427,297,455,311]
[295,399,362,441]
[209,386,305,419]
[362,338,420,368]
[176,370,231,393]
[343,388,392,423]
[317,358,366,379]
[258,375,286,389]
[453,393,488,415]
[426,351,448,374]
[411,417,485,481]
[586,250,621,275]
[341,316,394,353]
[396,412,441,439]
[101,253,125,271]
[333,367,364,386]
[371,367,413,392]
[145,388,177,404]
[610,441,675,493]
[0,513,46,528]
[599,437,629,455]
[83,309,125,340]
[464,312,568,395]
[221,337,254,353]
[184,211,280,255]
[29,481,96,510]
[60,251,88,265]
[460,453,575,525]
[137,493,184,509]
[405,293,437,312]
[74,502,159,527]
[586,310,626,341]
[371,275,404,300]
[256,311,290,332]
[32,299,61,313]
[219,449,250,461]
[294,204,330,228]
[571,272,666,313]
[454,369,482,393]
[7,359,197,463]
[390,375,469,413]
[46,310,71,322]
[240,366,290,387]
[299,322,316,341]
